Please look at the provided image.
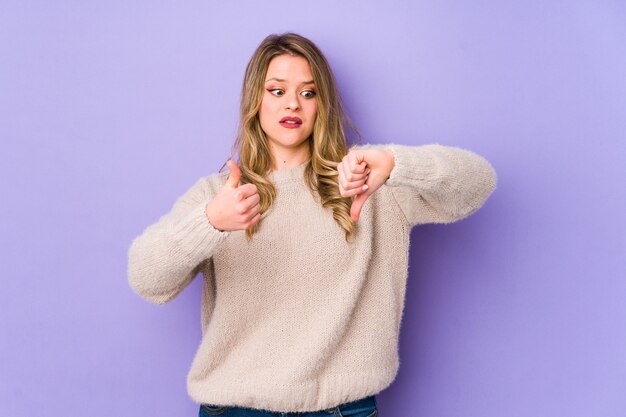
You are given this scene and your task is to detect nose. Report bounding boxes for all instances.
[285,91,300,111]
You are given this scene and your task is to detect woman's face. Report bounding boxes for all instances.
[259,54,318,162]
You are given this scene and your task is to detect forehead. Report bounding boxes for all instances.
[265,54,313,81]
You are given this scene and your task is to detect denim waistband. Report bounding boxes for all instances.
[339,394,376,409]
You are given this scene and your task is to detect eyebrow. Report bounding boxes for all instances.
[265,77,315,85]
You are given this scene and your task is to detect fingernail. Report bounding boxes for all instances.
[362,184,368,190]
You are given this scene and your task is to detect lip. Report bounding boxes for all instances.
[279,116,303,129]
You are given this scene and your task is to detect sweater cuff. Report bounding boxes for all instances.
[384,143,441,189]
[170,202,230,265]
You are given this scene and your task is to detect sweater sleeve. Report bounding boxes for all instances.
[127,176,230,304]
[350,142,497,226]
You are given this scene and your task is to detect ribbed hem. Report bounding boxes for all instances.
[350,142,442,190]
[384,143,442,189]
[187,361,399,413]
[170,202,230,266]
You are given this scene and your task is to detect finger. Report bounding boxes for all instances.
[237,200,261,224]
[343,160,367,182]
[350,193,369,221]
[243,191,260,208]
[341,161,368,193]
[346,167,369,183]
[341,157,354,184]
[338,160,368,197]
[237,183,258,199]
[247,212,261,228]
[232,185,257,204]
[337,162,346,194]
[348,152,368,174]
[225,160,241,188]
[340,161,359,196]
[342,182,369,198]
[344,155,368,186]
[239,193,260,214]
[243,203,261,222]
[236,193,259,213]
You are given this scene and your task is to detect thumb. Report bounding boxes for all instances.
[225,160,241,188]
[350,192,370,221]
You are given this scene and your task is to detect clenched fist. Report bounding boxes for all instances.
[338,148,395,221]
[205,160,261,231]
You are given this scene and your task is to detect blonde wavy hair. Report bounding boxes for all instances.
[221,32,359,242]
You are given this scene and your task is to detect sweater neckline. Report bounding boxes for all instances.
[269,160,308,183]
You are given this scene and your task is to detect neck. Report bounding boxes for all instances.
[271,147,311,171]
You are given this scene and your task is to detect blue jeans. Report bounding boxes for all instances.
[199,395,378,417]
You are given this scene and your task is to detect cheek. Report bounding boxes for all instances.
[305,101,318,120]
[308,103,318,128]
[258,98,272,129]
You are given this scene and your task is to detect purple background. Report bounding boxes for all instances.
[1,1,625,416]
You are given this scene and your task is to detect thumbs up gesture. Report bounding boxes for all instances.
[205,160,261,231]
[338,149,395,221]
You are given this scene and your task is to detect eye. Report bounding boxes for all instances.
[268,88,284,97]
[301,90,316,99]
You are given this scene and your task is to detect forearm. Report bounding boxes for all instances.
[351,142,497,224]
[127,179,230,304]
[385,143,497,219]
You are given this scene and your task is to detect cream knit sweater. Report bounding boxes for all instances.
[127,143,497,413]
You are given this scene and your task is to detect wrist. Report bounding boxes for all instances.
[383,149,395,181]
[204,202,223,232]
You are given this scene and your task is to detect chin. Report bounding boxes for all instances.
[273,136,311,148]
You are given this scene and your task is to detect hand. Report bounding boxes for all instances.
[205,160,261,231]
[338,148,394,221]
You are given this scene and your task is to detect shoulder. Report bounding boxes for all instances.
[180,169,230,202]
[204,169,230,190]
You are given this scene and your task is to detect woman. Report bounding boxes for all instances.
[128,33,497,417]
